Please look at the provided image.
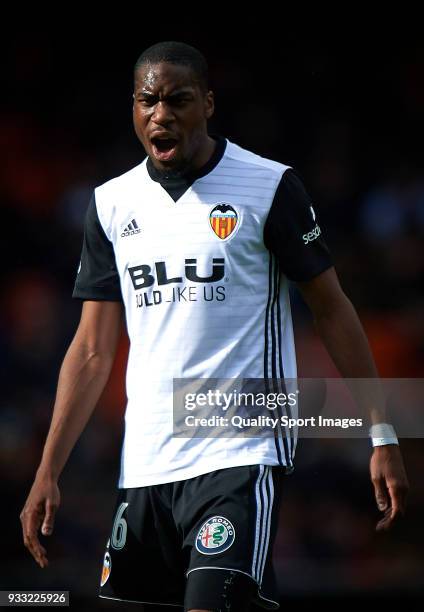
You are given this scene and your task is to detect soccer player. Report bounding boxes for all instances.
[20,41,409,611]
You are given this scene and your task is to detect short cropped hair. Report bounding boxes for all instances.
[134,41,209,92]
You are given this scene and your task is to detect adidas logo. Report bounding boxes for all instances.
[121,219,141,237]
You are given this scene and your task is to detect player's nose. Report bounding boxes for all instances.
[151,101,174,125]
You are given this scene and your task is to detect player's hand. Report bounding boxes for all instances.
[370,444,409,532]
[20,473,61,568]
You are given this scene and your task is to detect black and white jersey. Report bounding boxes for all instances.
[73,136,332,487]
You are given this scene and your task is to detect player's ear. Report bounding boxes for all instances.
[205,90,214,120]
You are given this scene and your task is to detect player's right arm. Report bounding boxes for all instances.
[20,299,123,569]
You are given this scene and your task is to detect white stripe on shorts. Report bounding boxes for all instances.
[251,465,266,581]
[258,468,274,583]
[251,465,274,583]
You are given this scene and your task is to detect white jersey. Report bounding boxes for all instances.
[73,136,332,487]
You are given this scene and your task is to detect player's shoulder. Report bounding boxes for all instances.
[90,159,147,236]
[94,159,147,199]
[224,138,291,179]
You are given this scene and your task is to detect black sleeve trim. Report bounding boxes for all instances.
[72,288,124,302]
[72,192,123,301]
[263,169,333,282]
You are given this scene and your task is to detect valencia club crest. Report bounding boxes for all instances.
[100,550,111,586]
[209,204,239,240]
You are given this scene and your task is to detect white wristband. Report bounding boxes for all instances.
[369,423,399,447]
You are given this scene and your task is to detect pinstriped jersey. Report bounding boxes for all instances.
[73,136,332,487]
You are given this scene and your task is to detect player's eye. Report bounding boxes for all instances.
[136,96,157,106]
[169,97,192,107]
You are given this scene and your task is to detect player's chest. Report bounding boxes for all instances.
[112,187,265,265]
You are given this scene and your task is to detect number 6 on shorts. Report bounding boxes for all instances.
[111,502,129,550]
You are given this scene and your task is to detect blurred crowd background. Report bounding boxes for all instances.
[1,23,423,610]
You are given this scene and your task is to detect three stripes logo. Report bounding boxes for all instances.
[252,466,274,586]
[121,218,141,238]
[209,204,238,240]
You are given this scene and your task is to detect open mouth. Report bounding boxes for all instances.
[151,137,179,162]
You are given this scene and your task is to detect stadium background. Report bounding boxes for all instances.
[1,22,423,610]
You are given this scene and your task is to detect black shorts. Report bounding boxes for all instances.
[99,465,284,610]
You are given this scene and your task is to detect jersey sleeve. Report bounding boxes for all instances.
[263,169,333,281]
[72,192,123,301]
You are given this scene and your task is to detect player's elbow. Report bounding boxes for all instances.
[312,290,354,323]
[72,301,123,364]
[68,331,118,375]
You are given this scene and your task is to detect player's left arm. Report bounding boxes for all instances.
[296,266,409,531]
[265,168,409,531]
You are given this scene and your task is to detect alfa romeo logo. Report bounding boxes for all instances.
[195,515,236,555]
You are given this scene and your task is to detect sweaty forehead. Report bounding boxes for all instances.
[134,62,198,95]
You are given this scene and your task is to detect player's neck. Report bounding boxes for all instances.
[190,135,217,172]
